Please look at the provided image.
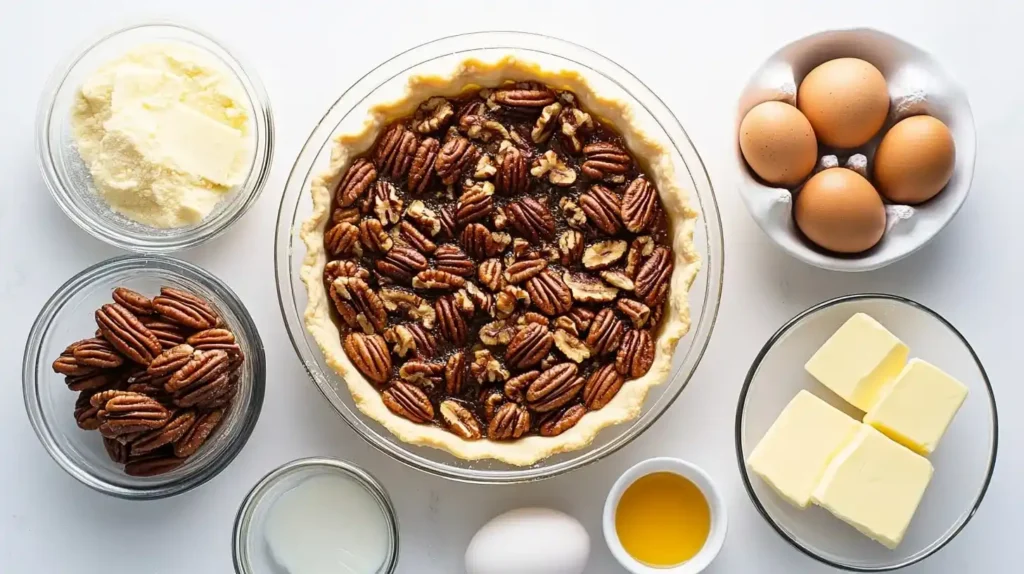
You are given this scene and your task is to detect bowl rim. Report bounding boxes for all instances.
[232,456,400,574]
[34,19,275,253]
[735,27,978,272]
[734,293,999,571]
[274,30,724,483]
[22,254,267,499]
[602,457,727,574]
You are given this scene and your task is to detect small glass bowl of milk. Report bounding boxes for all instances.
[233,457,400,574]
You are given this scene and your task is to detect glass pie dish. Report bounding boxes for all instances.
[735,294,997,571]
[23,255,266,499]
[36,20,274,253]
[275,31,723,483]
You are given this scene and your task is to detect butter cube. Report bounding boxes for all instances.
[812,425,933,549]
[747,390,861,508]
[864,359,968,455]
[805,313,909,411]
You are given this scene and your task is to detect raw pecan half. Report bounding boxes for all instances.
[601,270,635,291]
[434,244,475,277]
[525,270,573,316]
[335,158,377,208]
[383,382,434,424]
[325,222,361,257]
[488,403,531,440]
[504,370,540,402]
[412,269,466,291]
[75,391,102,430]
[526,363,583,413]
[494,145,529,195]
[435,134,479,185]
[376,246,428,283]
[343,333,391,385]
[616,330,655,378]
[581,142,632,182]
[440,400,482,440]
[153,287,220,331]
[634,247,673,308]
[504,259,547,285]
[325,260,370,285]
[66,370,122,392]
[186,328,239,355]
[384,323,437,359]
[333,206,361,225]
[558,107,594,153]
[399,360,445,389]
[96,393,171,436]
[456,181,495,225]
[405,200,442,236]
[96,303,162,365]
[621,176,658,233]
[531,102,562,144]
[72,337,124,369]
[147,344,195,377]
[477,258,505,292]
[539,404,587,437]
[373,124,418,179]
[330,276,388,334]
[435,296,468,346]
[399,220,437,254]
[553,328,591,363]
[165,349,231,393]
[493,82,556,110]
[471,349,509,384]
[582,240,628,271]
[140,316,188,350]
[445,351,466,395]
[617,299,651,328]
[460,223,490,260]
[413,97,454,133]
[505,323,554,370]
[565,308,595,333]
[558,230,585,267]
[579,185,623,235]
[506,197,555,243]
[583,363,625,410]
[624,236,655,279]
[369,181,403,225]
[130,409,196,456]
[174,409,225,458]
[562,271,618,303]
[356,218,392,254]
[176,368,237,409]
[53,340,98,376]
[112,287,154,316]
[586,309,625,356]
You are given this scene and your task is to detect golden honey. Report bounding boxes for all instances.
[615,472,711,567]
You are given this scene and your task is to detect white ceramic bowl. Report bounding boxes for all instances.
[603,458,727,574]
[735,28,976,272]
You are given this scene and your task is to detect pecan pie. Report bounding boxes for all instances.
[302,57,700,465]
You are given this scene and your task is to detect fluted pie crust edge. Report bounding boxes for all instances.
[300,55,701,466]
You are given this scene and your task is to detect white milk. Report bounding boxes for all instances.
[264,473,391,574]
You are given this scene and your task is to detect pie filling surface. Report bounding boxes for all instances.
[301,57,700,465]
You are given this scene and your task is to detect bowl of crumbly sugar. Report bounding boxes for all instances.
[37,21,274,253]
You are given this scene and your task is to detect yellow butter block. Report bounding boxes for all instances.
[805,313,909,411]
[812,425,934,549]
[747,390,861,508]
[865,359,968,455]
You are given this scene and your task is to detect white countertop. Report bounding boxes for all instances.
[1,0,1018,572]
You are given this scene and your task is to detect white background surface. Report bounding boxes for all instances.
[1,0,1019,572]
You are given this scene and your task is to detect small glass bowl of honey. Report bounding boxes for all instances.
[603,458,727,573]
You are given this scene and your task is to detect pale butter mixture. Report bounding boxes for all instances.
[71,43,252,228]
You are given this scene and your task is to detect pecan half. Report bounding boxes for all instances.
[435,134,479,185]
[405,200,442,236]
[330,276,388,334]
[112,287,154,316]
[396,222,435,256]
[531,101,563,143]
[66,370,122,392]
[634,246,673,308]
[525,270,573,316]
[582,240,628,271]
[489,403,530,440]
[617,330,655,378]
[460,223,492,260]
[96,393,171,436]
[437,206,457,240]
[479,319,515,346]
[103,436,130,464]
[412,97,454,134]
[505,323,554,369]
[465,282,494,317]
[504,370,540,402]
[383,382,434,424]
[495,285,530,319]
[336,158,377,208]
[430,244,472,278]
[617,299,651,328]
[140,316,189,350]
[435,296,468,346]
[53,341,98,376]
[186,328,238,354]
[456,181,495,225]
[539,404,587,436]
[325,260,369,285]
[527,363,583,413]
[625,236,655,279]
[399,360,445,389]
[558,230,585,267]
[493,82,556,110]
[125,455,185,477]
[72,337,124,369]
[580,185,623,235]
[165,350,231,393]
[586,309,626,356]
[369,181,403,225]
[560,197,588,230]
[460,114,509,142]
[147,344,195,377]
[440,400,482,440]
[376,246,428,283]
[333,206,361,225]
[342,333,391,384]
[175,368,237,409]
[75,391,102,430]
[153,288,220,331]
[130,410,196,456]
[475,154,497,179]
[621,176,658,233]
[601,270,635,291]
[383,323,436,359]
[471,349,509,384]
[565,308,595,333]
[325,222,362,257]
[96,304,162,365]
[506,197,556,242]
[359,218,394,254]
[445,351,466,395]
[174,409,225,458]
[581,142,632,182]
[562,271,618,303]
[583,363,625,410]
[413,269,466,291]
[373,124,418,179]
[494,143,529,195]
[558,107,594,153]
[553,328,591,363]
[530,150,577,186]
[477,258,504,292]
[504,259,546,284]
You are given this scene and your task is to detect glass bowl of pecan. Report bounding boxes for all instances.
[276,32,723,482]
[23,255,266,499]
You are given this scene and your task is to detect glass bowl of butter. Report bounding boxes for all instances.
[736,294,997,571]
[36,21,274,253]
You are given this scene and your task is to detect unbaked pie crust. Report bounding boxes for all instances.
[300,55,700,466]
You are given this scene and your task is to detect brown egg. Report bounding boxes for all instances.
[798,58,889,149]
[795,168,886,254]
[739,101,818,186]
[873,115,956,204]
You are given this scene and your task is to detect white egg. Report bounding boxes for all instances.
[465,508,590,574]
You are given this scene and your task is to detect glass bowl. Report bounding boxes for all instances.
[23,255,266,499]
[275,31,724,483]
[233,457,400,574]
[36,21,274,253]
[735,294,997,571]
